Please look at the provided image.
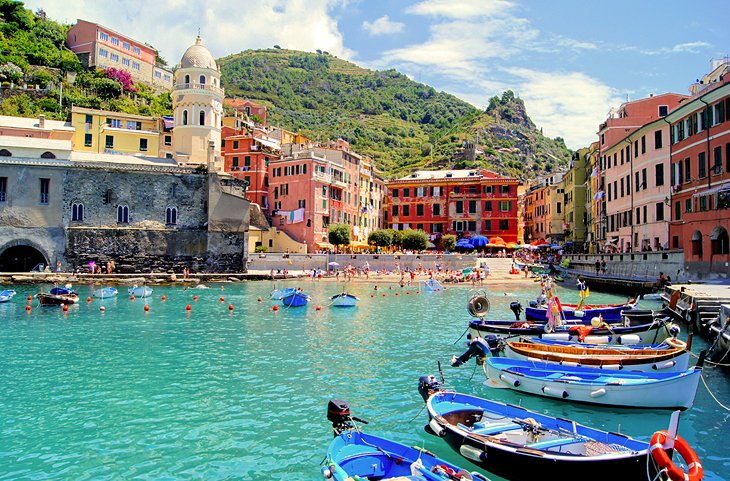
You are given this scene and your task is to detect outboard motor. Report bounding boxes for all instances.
[528,300,538,308]
[327,399,367,436]
[418,375,443,402]
[510,301,523,321]
[452,336,503,367]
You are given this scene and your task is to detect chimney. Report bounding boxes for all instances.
[38,114,46,129]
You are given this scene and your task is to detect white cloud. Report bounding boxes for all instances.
[25,0,355,66]
[642,41,712,55]
[362,15,405,36]
[406,0,514,19]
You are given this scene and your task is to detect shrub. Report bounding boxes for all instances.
[441,234,456,252]
[328,223,351,246]
[255,245,268,253]
[400,229,428,251]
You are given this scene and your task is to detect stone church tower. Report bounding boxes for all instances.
[172,36,224,167]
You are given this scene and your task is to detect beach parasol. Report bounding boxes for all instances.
[470,235,489,248]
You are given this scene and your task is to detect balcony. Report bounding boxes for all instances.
[173,82,224,96]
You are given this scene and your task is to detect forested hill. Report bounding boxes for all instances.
[219,48,571,179]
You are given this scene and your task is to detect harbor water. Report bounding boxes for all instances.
[1,281,728,480]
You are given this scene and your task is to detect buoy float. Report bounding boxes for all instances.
[273,305,279,311]
[130,295,135,300]
[316,305,321,311]
[395,293,399,296]
[161,295,167,301]
[382,294,386,297]
[27,295,32,301]
[25,305,31,311]
[193,295,199,301]
[228,304,234,310]
[370,294,374,297]
[62,304,68,312]
[144,305,150,312]
[219,296,225,302]
[87,297,92,302]
[257,297,263,302]
[186,304,192,311]
[406,292,410,295]
[100,306,106,312]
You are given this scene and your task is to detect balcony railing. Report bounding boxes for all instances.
[173,82,224,95]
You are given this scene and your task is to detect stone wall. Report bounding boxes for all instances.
[564,250,686,282]
[247,253,481,273]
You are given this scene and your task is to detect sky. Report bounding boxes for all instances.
[25,0,729,149]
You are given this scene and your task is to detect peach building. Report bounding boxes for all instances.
[221,125,280,208]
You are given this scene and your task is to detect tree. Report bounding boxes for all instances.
[388,229,403,249]
[400,229,428,251]
[367,229,393,247]
[441,234,456,252]
[328,223,351,247]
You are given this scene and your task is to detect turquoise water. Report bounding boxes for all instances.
[0,281,728,480]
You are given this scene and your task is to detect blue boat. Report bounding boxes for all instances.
[282,291,310,307]
[50,286,76,296]
[329,293,359,307]
[417,375,699,481]
[0,289,17,303]
[92,287,118,299]
[420,279,445,292]
[270,287,297,300]
[323,400,491,481]
[525,302,634,323]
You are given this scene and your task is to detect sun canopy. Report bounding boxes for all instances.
[470,235,489,247]
[316,242,334,249]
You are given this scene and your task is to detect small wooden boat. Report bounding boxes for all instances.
[282,291,310,307]
[420,279,445,292]
[324,400,491,481]
[270,287,297,300]
[0,289,16,303]
[92,287,118,299]
[128,285,152,298]
[467,317,678,346]
[417,376,701,481]
[329,293,359,307]
[37,292,79,305]
[526,302,635,323]
[483,357,703,410]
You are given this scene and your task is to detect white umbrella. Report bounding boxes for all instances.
[328,261,340,267]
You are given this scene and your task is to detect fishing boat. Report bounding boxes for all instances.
[482,356,703,410]
[522,336,678,350]
[282,290,310,307]
[420,279,445,292]
[323,400,491,481]
[455,336,691,372]
[128,285,152,298]
[329,293,359,307]
[50,286,76,296]
[0,289,16,302]
[525,301,636,323]
[92,287,118,299]
[418,375,703,481]
[271,287,297,300]
[37,292,79,305]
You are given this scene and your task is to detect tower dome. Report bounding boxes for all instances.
[180,36,217,70]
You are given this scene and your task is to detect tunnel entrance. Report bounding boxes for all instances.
[0,245,48,272]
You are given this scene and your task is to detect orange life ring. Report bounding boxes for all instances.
[650,430,703,481]
[665,337,687,350]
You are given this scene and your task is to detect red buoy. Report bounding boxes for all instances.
[25,305,31,311]
[316,305,321,311]
[62,304,68,312]
[87,297,92,302]
[27,295,32,301]
[228,304,234,310]
[257,297,263,302]
[144,305,150,312]
[130,295,135,300]
[161,295,167,301]
[100,306,106,312]
[273,305,279,311]
[186,304,192,311]
[193,295,199,301]
[219,296,225,302]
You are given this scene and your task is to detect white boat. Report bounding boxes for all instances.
[0,289,16,303]
[420,279,445,292]
[92,287,118,299]
[330,293,359,307]
[128,285,152,298]
[484,356,703,410]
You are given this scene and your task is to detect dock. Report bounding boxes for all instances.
[663,283,730,336]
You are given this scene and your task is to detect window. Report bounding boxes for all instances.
[620,177,624,197]
[500,185,510,193]
[499,201,511,212]
[655,202,664,221]
[132,61,140,71]
[634,140,638,157]
[483,185,493,194]
[635,171,640,191]
[499,219,509,231]
[403,205,410,216]
[111,37,119,46]
[391,188,398,197]
[685,198,692,213]
[117,204,129,223]
[105,135,114,149]
[244,156,251,167]
[484,201,492,212]
[184,74,190,84]
[453,186,460,194]
[455,200,463,213]
[556,202,561,214]
[714,146,722,174]
[641,135,646,154]
[84,133,92,147]
[164,135,171,146]
[233,140,239,149]
[468,200,477,214]
[699,152,706,178]
[659,105,668,117]
[108,118,122,128]
[183,110,188,125]
[699,196,708,212]
[99,31,109,41]
[655,164,664,186]
[641,169,646,190]
[0,177,7,202]
[139,139,148,151]
[232,156,239,168]
[484,220,491,231]
[109,53,119,62]
[417,204,424,216]
[133,46,141,55]
[166,207,177,225]
[468,221,477,231]
[685,158,691,182]
[99,48,108,58]
[675,201,681,221]
[199,75,206,85]
[199,110,205,126]
[654,130,663,149]
[468,185,477,194]
[433,204,440,216]
[122,41,130,50]
[403,188,410,197]
[245,176,251,185]
[392,205,398,216]
[636,207,641,224]
[122,58,130,67]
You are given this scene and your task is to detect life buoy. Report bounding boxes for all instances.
[650,430,703,481]
[665,337,688,350]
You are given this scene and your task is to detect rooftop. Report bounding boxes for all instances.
[71,106,156,121]
[393,169,519,182]
[0,115,75,132]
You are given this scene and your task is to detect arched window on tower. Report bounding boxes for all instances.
[117,204,129,223]
[199,75,206,85]
[184,74,190,85]
[71,202,84,222]
[199,110,205,126]
[166,207,178,225]
[183,110,188,126]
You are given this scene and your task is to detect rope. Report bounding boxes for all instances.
[687,348,730,367]
[701,373,730,412]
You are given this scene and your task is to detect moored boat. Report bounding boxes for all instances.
[92,287,118,299]
[525,301,636,323]
[128,285,152,298]
[323,399,491,481]
[271,287,297,300]
[420,279,445,292]
[417,375,703,481]
[329,293,359,307]
[37,292,79,305]
[282,290,310,307]
[50,286,76,296]
[0,289,16,303]
[482,356,703,410]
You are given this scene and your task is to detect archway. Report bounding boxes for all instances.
[0,243,48,272]
[691,230,703,258]
[711,226,729,255]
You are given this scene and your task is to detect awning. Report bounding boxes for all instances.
[350,241,370,249]
[316,242,334,249]
[692,181,730,198]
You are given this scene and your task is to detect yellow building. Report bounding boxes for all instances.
[564,149,588,245]
[71,106,160,156]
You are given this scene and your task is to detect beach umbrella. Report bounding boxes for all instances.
[328,261,340,267]
[537,243,550,248]
[470,235,489,247]
[551,244,561,249]
[455,239,474,250]
[506,242,518,249]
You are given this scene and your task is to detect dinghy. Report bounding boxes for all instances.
[329,293,359,307]
[0,289,16,303]
[420,279,445,292]
[92,287,118,299]
[482,356,703,410]
[526,301,636,323]
[128,285,152,298]
[418,375,703,481]
[323,400,491,481]
[37,292,79,305]
[50,286,76,296]
[270,287,297,300]
[282,290,310,307]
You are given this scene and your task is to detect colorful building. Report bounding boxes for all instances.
[223,99,268,125]
[70,106,160,156]
[66,19,172,91]
[221,125,280,208]
[564,149,588,246]
[667,60,730,274]
[383,169,520,243]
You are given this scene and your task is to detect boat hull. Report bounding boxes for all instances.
[425,391,653,481]
[128,287,152,298]
[282,292,310,307]
[330,294,358,307]
[92,288,118,298]
[485,358,700,409]
[0,289,16,303]
[38,293,79,305]
[526,304,630,323]
[271,287,297,300]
